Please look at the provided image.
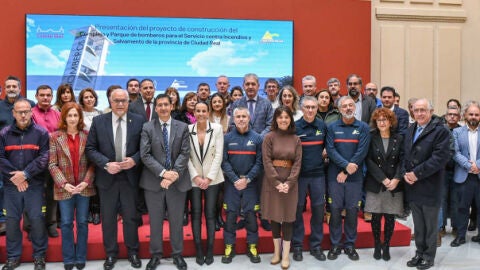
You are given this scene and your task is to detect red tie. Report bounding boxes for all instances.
[146,102,151,120]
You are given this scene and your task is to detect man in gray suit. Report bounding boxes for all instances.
[140,93,191,270]
[451,100,480,247]
[229,73,273,138]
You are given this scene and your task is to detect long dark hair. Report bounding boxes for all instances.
[271,106,296,134]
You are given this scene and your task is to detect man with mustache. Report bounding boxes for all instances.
[346,74,376,123]
[325,96,370,261]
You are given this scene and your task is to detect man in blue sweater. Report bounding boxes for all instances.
[326,96,370,261]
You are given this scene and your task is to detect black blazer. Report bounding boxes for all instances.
[365,130,404,194]
[86,112,145,189]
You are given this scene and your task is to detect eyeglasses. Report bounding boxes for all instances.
[14,110,32,115]
[376,118,388,123]
[365,88,377,91]
[112,99,128,104]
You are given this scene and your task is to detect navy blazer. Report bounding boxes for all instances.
[129,97,158,121]
[229,95,273,138]
[86,112,145,189]
[403,116,451,206]
[393,105,409,136]
[453,125,480,183]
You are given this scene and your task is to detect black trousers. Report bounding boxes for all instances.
[98,174,139,257]
[410,202,440,261]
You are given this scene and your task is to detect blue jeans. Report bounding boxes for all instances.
[58,194,90,264]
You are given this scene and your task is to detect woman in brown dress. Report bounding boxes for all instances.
[261,106,302,270]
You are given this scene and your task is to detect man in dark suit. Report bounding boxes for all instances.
[380,86,409,136]
[129,78,157,122]
[346,74,376,123]
[86,88,145,270]
[140,94,191,270]
[403,98,450,270]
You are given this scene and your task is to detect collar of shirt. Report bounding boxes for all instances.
[247,95,258,102]
[112,112,127,123]
[159,117,172,127]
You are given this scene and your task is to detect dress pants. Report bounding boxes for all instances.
[410,202,440,261]
[145,187,186,256]
[455,174,480,238]
[98,173,139,257]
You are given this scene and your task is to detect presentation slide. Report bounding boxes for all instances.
[26,14,293,109]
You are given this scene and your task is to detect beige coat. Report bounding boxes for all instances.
[188,121,224,187]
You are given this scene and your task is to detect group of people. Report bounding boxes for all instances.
[0,73,478,270]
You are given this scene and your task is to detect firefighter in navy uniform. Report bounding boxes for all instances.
[221,107,263,264]
[325,96,370,261]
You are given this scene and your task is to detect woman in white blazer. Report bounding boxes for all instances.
[188,101,224,266]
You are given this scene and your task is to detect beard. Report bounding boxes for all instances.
[348,88,359,97]
[342,110,355,119]
[467,119,479,128]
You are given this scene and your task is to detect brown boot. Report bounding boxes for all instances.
[281,240,291,269]
[271,238,281,265]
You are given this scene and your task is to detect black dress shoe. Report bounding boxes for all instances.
[75,263,85,270]
[327,246,342,260]
[146,257,161,270]
[93,213,101,225]
[417,258,434,269]
[344,247,359,261]
[292,247,303,261]
[472,235,480,242]
[128,254,142,268]
[260,219,272,231]
[33,257,45,270]
[64,264,75,270]
[173,255,187,270]
[2,259,20,270]
[450,237,466,247]
[47,225,59,238]
[407,254,422,267]
[103,256,117,270]
[310,248,326,261]
[204,254,214,265]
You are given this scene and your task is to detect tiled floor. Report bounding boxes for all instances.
[6,216,480,270]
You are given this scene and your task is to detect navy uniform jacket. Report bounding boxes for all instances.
[221,128,263,185]
[295,117,327,177]
[326,118,370,182]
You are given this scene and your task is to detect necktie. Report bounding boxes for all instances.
[162,123,171,169]
[145,101,151,121]
[114,117,123,162]
[248,99,255,121]
[413,126,423,143]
